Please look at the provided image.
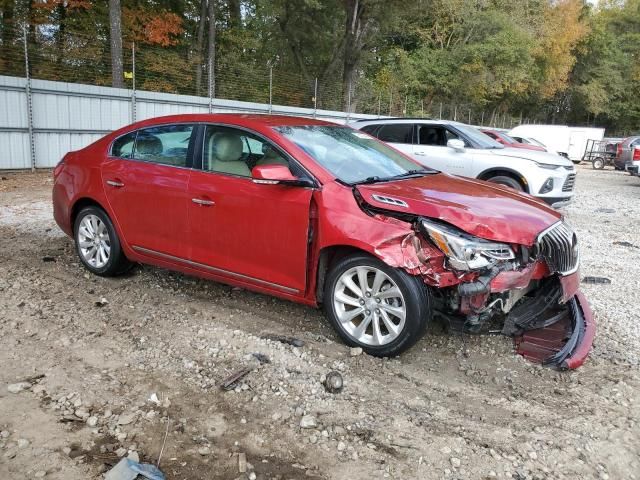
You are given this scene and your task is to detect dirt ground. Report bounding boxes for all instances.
[0,165,638,480]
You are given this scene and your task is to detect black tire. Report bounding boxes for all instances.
[592,157,605,170]
[324,254,432,357]
[487,175,524,191]
[74,206,131,277]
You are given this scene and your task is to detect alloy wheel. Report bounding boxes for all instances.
[332,266,406,346]
[77,214,111,268]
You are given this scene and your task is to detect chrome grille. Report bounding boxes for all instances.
[562,174,576,192]
[537,222,579,275]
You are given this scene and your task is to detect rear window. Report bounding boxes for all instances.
[376,124,413,144]
[111,131,137,158]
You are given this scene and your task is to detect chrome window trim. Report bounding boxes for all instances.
[132,245,299,294]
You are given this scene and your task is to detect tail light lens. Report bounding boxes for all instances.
[617,143,623,157]
[633,148,640,161]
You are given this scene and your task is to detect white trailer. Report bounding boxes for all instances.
[508,124,605,163]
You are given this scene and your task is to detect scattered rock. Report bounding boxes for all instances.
[323,371,344,394]
[7,382,32,394]
[34,471,46,478]
[117,413,136,426]
[86,416,98,427]
[238,452,247,472]
[450,457,461,468]
[337,441,346,452]
[349,347,363,357]
[17,439,30,448]
[198,447,211,456]
[300,415,318,429]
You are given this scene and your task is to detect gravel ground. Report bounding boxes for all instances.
[0,165,638,480]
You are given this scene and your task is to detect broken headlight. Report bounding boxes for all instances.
[420,219,515,271]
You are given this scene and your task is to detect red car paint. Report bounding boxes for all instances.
[52,113,594,368]
[481,129,547,152]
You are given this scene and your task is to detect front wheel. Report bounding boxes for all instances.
[487,175,524,191]
[324,254,432,357]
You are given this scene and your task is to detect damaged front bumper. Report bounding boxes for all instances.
[513,290,595,369]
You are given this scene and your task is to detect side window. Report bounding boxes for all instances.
[376,124,413,144]
[359,124,380,136]
[418,126,446,146]
[483,131,498,140]
[202,125,290,177]
[444,128,467,146]
[111,131,137,158]
[133,124,194,167]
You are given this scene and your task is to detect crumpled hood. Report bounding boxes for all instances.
[488,147,574,167]
[356,173,561,246]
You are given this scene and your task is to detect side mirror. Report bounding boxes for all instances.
[447,138,465,152]
[252,164,314,187]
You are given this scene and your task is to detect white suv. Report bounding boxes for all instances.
[351,119,576,208]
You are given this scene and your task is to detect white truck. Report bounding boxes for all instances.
[508,125,605,164]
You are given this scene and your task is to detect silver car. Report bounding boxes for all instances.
[351,119,576,208]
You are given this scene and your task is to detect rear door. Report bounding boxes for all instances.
[373,123,415,158]
[101,124,195,259]
[186,124,314,295]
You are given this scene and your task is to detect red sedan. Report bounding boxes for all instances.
[481,128,547,151]
[52,114,594,368]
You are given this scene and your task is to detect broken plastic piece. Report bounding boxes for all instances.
[514,292,595,370]
[105,458,165,480]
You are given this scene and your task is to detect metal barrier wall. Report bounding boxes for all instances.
[0,75,380,170]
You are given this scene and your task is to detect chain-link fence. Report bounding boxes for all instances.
[0,19,541,128]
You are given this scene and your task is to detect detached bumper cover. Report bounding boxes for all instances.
[514,291,595,369]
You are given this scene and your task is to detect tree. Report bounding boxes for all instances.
[109,0,123,88]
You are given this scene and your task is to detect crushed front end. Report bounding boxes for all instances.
[410,219,595,369]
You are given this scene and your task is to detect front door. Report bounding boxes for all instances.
[187,125,313,295]
[413,124,470,172]
[101,124,195,259]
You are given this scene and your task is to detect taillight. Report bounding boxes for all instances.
[633,148,640,161]
[617,143,623,157]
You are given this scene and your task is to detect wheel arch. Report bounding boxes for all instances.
[315,244,381,304]
[477,167,529,193]
[70,197,108,229]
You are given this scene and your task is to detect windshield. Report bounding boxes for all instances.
[274,125,431,184]
[499,132,518,143]
[454,124,504,149]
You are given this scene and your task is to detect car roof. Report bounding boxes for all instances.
[123,113,338,130]
[352,118,461,126]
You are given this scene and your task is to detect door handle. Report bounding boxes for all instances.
[106,180,124,187]
[192,198,215,206]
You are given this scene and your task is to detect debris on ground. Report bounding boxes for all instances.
[104,458,165,480]
[323,371,344,394]
[613,240,638,249]
[251,352,271,364]
[219,367,252,391]
[261,334,305,347]
[349,347,363,357]
[582,276,612,284]
[94,297,109,307]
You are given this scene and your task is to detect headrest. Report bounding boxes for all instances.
[136,135,163,155]
[210,133,243,162]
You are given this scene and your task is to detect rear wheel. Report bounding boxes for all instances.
[324,254,431,357]
[74,206,131,276]
[487,175,524,191]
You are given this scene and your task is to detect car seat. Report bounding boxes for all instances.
[207,132,251,176]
